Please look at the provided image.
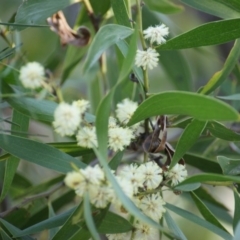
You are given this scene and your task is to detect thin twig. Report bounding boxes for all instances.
[82,0,107,93]
[135,0,146,50]
[0,182,64,218]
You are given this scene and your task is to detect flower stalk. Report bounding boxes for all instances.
[136,0,147,50]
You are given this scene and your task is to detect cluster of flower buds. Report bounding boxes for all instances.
[52,98,143,151]
[18,62,142,152]
[19,62,46,89]
[135,24,169,71]
[64,160,187,240]
[52,100,90,137]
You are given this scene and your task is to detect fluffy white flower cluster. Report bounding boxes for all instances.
[107,221,159,240]
[53,100,91,139]
[65,161,168,240]
[118,161,163,194]
[76,126,97,148]
[135,48,159,70]
[65,161,188,240]
[116,162,165,222]
[143,24,169,45]
[115,98,144,137]
[53,102,81,136]
[135,23,169,71]
[108,127,133,151]
[65,165,143,210]
[65,161,166,210]
[116,98,138,124]
[106,162,187,240]
[165,163,188,186]
[19,62,45,89]
[108,98,145,151]
[65,165,114,208]
[53,98,140,151]
[133,221,159,240]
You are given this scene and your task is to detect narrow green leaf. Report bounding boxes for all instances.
[144,0,184,14]
[14,0,70,30]
[118,27,137,82]
[111,0,131,27]
[128,91,239,126]
[170,119,206,168]
[194,187,228,211]
[12,172,32,189]
[6,97,57,123]
[218,94,240,100]
[15,175,64,200]
[97,211,132,233]
[108,151,124,170]
[96,90,114,159]
[69,230,90,240]
[17,207,132,237]
[217,156,240,176]
[0,219,23,238]
[233,188,240,231]
[174,183,201,192]
[0,153,11,161]
[85,112,96,123]
[0,134,86,173]
[159,19,240,50]
[180,0,240,19]
[184,153,222,174]
[190,192,229,233]
[0,229,12,240]
[68,210,131,240]
[88,75,104,114]
[0,93,31,99]
[0,22,48,28]
[166,203,233,240]
[89,0,110,15]
[234,222,240,240]
[207,121,240,142]
[3,208,30,230]
[83,193,101,240]
[0,111,29,202]
[50,188,125,240]
[14,190,75,230]
[164,211,187,240]
[200,39,240,95]
[177,173,240,187]
[48,202,58,239]
[14,208,74,237]
[0,47,17,61]
[48,142,93,157]
[116,40,144,85]
[84,24,133,72]
[52,204,82,240]
[113,75,135,104]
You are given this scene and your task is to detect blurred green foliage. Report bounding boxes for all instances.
[1,0,240,239]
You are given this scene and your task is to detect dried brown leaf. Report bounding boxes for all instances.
[47,11,91,47]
